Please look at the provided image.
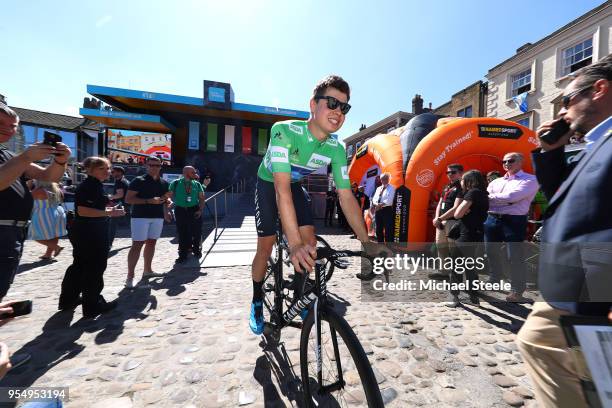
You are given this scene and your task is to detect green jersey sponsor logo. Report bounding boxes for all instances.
[270,146,288,163]
[341,166,349,179]
[307,153,332,168]
[288,124,303,135]
[326,137,338,147]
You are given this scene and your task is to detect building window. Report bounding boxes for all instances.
[562,38,593,76]
[511,68,531,96]
[516,117,530,128]
[356,141,362,150]
[457,106,472,118]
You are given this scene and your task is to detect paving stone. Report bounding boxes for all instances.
[494,344,513,353]
[381,387,398,404]
[412,348,428,361]
[397,335,413,349]
[123,360,141,371]
[238,391,257,405]
[509,367,527,377]
[438,389,469,403]
[503,391,525,406]
[378,360,403,378]
[494,375,518,388]
[372,366,386,384]
[514,386,534,399]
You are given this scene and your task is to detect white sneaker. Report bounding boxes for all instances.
[125,277,134,289]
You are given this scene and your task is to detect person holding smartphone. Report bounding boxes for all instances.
[516,54,612,408]
[59,157,125,318]
[0,105,71,301]
[125,156,171,288]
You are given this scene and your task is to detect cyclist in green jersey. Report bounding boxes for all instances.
[250,75,371,335]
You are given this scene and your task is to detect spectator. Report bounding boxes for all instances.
[516,54,612,407]
[358,185,370,211]
[28,181,67,259]
[125,156,171,288]
[168,166,206,263]
[108,165,129,247]
[354,184,368,211]
[324,186,337,226]
[484,152,539,302]
[59,157,125,317]
[371,172,395,243]
[432,164,464,279]
[446,170,489,307]
[0,104,70,300]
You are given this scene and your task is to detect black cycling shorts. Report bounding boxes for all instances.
[254,178,313,237]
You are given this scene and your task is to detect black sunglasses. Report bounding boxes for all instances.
[502,159,516,164]
[561,85,592,109]
[446,170,459,175]
[314,95,351,114]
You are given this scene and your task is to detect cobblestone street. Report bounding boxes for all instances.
[1,218,538,407]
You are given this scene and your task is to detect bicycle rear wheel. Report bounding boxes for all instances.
[300,306,383,407]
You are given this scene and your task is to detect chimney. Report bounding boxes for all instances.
[359,124,367,131]
[412,94,424,115]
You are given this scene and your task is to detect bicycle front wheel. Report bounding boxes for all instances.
[300,306,383,407]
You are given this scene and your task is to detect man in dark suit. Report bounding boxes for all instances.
[516,54,612,408]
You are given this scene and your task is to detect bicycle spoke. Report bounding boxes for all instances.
[305,321,367,407]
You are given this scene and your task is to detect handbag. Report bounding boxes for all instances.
[446,219,461,240]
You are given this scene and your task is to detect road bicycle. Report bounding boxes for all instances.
[261,225,384,407]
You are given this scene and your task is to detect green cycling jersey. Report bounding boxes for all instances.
[257,120,351,189]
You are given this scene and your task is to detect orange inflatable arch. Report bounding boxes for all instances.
[347,131,405,193]
[348,117,539,243]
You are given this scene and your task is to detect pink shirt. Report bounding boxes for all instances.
[487,170,539,216]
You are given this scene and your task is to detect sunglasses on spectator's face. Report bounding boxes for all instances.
[314,95,351,114]
[561,85,592,109]
[502,159,516,165]
[446,170,458,175]
[148,163,161,168]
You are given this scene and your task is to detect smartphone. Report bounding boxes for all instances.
[43,131,62,147]
[0,300,32,319]
[539,120,570,145]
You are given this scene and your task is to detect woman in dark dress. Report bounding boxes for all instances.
[446,170,489,307]
[59,157,125,318]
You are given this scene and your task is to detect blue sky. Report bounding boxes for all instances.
[0,0,605,140]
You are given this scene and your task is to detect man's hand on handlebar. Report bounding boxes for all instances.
[289,243,316,273]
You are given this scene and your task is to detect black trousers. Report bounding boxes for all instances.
[449,232,483,297]
[325,203,335,226]
[0,225,28,300]
[375,206,394,243]
[60,218,110,313]
[175,206,202,257]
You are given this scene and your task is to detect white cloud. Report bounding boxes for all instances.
[95,15,112,28]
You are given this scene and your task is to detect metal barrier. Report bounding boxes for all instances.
[204,178,247,242]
